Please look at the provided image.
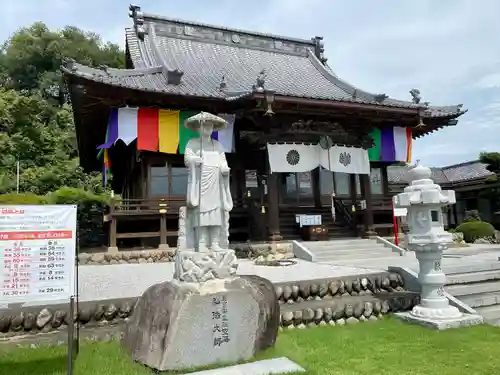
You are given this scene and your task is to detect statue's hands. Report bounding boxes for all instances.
[193,156,203,166]
[221,166,230,175]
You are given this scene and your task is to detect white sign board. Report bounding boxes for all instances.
[393,207,408,217]
[295,214,322,227]
[0,205,77,304]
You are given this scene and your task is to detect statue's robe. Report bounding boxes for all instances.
[184,138,233,249]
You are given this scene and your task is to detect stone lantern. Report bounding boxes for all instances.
[393,161,483,329]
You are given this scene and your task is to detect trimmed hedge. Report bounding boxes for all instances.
[0,187,110,249]
[456,220,495,243]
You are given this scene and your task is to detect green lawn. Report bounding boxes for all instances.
[2,319,500,375]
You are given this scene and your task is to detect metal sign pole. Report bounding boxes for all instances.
[67,296,75,375]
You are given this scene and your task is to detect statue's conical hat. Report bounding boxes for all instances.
[184,111,228,132]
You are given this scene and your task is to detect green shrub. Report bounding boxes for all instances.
[456,221,495,243]
[462,210,481,223]
[0,188,110,249]
[0,193,48,204]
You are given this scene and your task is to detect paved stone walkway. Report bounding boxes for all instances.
[321,245,500,273]
[16,260,380,307]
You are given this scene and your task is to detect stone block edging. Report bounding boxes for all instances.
[78,249,175,265]
[0,274,418,343]
[78,242,295,266]
[280,291,419,329]
[273,272,405,304]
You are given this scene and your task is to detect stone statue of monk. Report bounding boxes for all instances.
[184,116,233,252]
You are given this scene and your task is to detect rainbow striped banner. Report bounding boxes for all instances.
[368,127,412,163]
[97,107,235,154]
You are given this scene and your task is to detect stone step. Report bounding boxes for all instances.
[475,305,500,326]
[312,247,389,258]
[443,262,500,275]
[446,280,500,296]
[446,270,500,285]
[459,291,500,308]
[301,239,377,248]
[315,250,393,262]
[308,243,383,251]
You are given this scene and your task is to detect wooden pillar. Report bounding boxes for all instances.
[360,174,376,237]
[237,168,246,204]
[108,198,118,252]
[159,214,168,248]
[349,174,358,236]
[381,166,389,196]
[312,168,321,208]
[267,171,282,241]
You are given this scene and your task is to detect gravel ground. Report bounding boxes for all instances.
[16,259,380,307]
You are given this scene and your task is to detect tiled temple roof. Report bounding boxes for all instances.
[61,5,466,119]
[388,160,495,185]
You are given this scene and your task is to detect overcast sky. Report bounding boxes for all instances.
[3,0,500,167]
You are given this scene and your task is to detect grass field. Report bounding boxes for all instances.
[2,319,500,375]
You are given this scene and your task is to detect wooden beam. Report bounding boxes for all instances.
[253,93,420,114]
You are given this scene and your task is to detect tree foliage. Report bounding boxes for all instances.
[479,152,500,176]
[0,22,124,195]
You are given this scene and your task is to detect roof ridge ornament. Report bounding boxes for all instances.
[97,65,110,74]
[409,88,421,104]
[129,4,146,40]
[311,36,327,64]
[219,75,227,91]
[374,93,388,103]
[62,58,77,72]
[166,69,184,85]
[252,69,266,92]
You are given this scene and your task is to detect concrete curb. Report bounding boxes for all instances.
[375,236,406,256]
[388,266,478,315]
[292,240,316,262]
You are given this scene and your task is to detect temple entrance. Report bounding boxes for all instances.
[280,172,314,206]
[149,162,188,203]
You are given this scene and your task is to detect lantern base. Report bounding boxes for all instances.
[394,311,483,330]
[410,304,462,320]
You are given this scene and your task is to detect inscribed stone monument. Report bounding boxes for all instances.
[122,112,279,371]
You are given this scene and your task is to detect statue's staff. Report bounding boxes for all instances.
[196,119,205,252]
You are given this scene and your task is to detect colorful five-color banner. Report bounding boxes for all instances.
[97,107,235,154]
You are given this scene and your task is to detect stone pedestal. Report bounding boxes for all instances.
[174,249,238,283]
[122,276,279,371]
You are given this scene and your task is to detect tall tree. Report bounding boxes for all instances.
[2,23,124,94]
[0,22,124,195]
[479,152,500,226]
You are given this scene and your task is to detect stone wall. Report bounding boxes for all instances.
[77,242,294,266]
[275,272,419,328]
[0,272,418,345]
[78,250,175,265]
